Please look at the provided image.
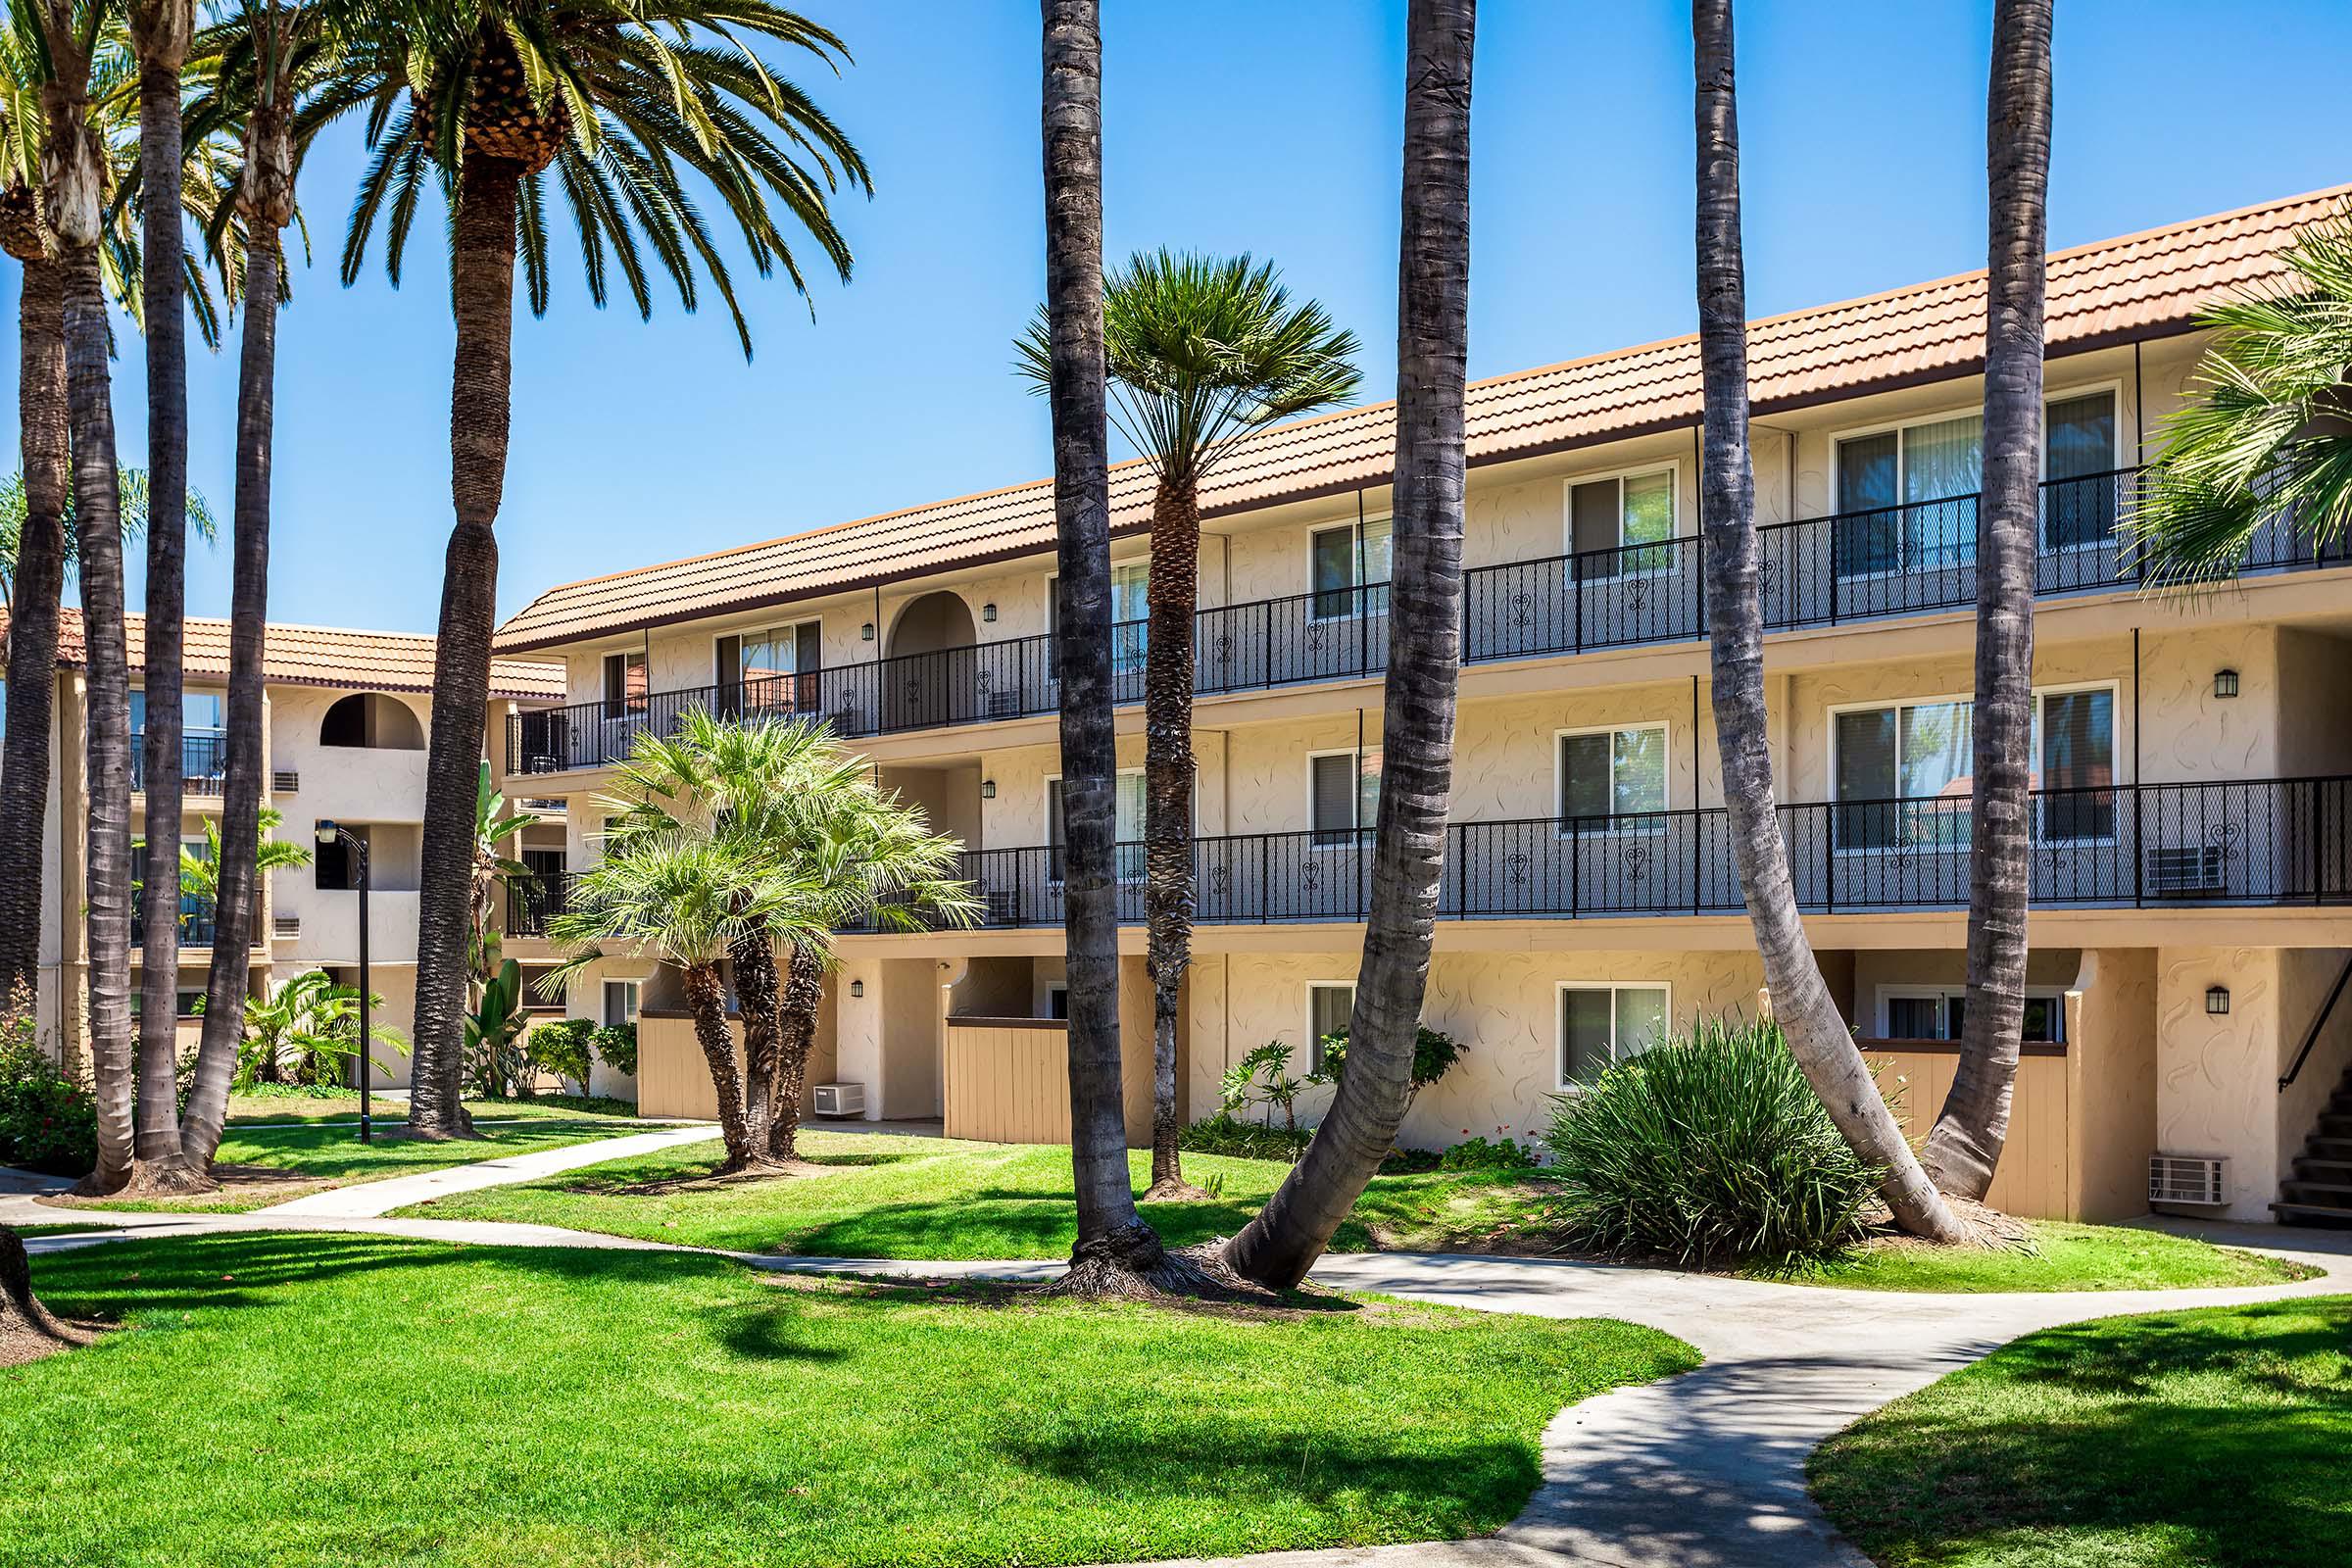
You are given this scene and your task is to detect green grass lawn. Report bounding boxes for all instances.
[226,1092,646,1126]
[1812,1296,2352,1568]
[1745,1221,2310,1293]
[51,1119,652,1214]
[397,1131,1547,1258]
[0,1233,1698,1568]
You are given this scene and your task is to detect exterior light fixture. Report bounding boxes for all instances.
[982,603,998,623]
[2206,985,2230,1015]
[2214,668,2239,699]
[850,979,864,999]
[980,779,997,800]
[860,621,876,642]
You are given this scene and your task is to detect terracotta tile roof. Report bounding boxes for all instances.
[495,182,2351,655]
[18,609,565,702]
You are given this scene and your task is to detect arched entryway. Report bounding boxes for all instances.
[319,693,425,750]
[885,591,978,730]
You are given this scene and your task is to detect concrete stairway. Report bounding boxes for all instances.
[2275,1062,2352,1227]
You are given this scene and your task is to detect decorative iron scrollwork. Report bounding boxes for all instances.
[1505,850,1531,888]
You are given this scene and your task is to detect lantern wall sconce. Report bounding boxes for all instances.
[850,979,864,999]
[980,778,997,800]
[860,621,876,642]
[982,603,998,623]
[2214,668,2239,699]
[2206,985,2230,1015]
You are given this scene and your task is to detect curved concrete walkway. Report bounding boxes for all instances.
[14,1139,2350,1568]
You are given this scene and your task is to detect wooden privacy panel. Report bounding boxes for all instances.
[639,1013,744,1122]
[1865,1046,2072,1219]
[943,1020,1074,1146]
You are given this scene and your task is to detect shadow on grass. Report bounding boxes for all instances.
[1814,1299,2352,1568]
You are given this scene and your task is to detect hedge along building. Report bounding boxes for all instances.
[6,610,566,1087]
[494,185,2352,1226]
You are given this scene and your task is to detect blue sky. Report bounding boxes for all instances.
[11,0,2349,634]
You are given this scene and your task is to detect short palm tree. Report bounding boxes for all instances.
[1018,251,1360,1200]
[595,711,977,1162]
[2129,201,2352,586]
[325,0,872,1143]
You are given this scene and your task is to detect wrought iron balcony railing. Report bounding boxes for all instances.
[926,776,2350,930]
[504,870,577,938]
[509,468,2352,774]
[127,891,219,949]
[129,731,230,796]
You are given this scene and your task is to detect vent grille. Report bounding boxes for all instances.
[271,768,300,793]
[2150,1153,2227,1206]
[271,914,300,939]
[2147,845,2225,897]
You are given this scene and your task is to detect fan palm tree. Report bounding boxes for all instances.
[1220,0,1478,1293]
[1017,252,1360,1200]
[324,0,871,1143]
[1683,0,1965,1241]
[1924,0,2053,1200]
[1036,0,1185,1295]
[2129,204,2352,584]
[595,711,977,1162]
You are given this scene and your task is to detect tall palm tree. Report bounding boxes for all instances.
[1925,0,2053,1200]
[1220,0,1477,1293]
[331,0,871,1142]
[593,711,976,1163]
[125,0,197,1184]
[1038,0,1180,1295]
[32,0,139,1195]
[1016,253,1360,1200]
[2129,202,2352,583]
[1685,0,1965,1241]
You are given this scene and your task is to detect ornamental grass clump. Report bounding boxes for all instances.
[1542,1017,1883,1267]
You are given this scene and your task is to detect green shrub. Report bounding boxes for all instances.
[1439,1135,1539,1171]
[1313,1023,1463,1096]
[589,1023,638,1079]
[0,991,96,1177]
[1542,1017,1882,1267]
[527,1019,596,1090]
[1179,1112,1310,1162]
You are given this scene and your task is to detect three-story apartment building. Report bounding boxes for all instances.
[495,186,2352,1225]
[11,610,565,1085]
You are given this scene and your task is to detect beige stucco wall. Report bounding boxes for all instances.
[2068,947,2160,1221]
[2155,945,2286,1221]
[1190,947,1768,1151]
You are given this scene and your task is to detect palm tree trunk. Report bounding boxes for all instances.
[410,150,525,1142]
[131,6,195,1176]
[727,929,783,1163]
[0,255,69,1004]
[1142,475,1201,1199]
[1222,0,1477,1293]
[59,238,134,1194]
[766,942,824,1162]
[1041,0,1169,1293]
[680,960,753,1168]
[1,1223,75,1357]
[1690,0,1966,1242]
[1926,0,2052,1201]
[182,224,284,1169]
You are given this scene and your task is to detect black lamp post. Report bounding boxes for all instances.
[316,820,372,1144]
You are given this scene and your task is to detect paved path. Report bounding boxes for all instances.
[260,1121,724,1218]
[13,1134,2350,1568]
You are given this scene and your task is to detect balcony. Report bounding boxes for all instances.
[507,469,2352,775]
[922,776,2351,930]
[505,870,577,938]
[129,732,229,796]
[128,892,218,950]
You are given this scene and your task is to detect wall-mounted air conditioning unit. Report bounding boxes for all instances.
[2147,845,2226,898]
[2150,1153,2228,1207]
[271,769,300,793]
[811,1082,866,1119]
[271,914,301,940]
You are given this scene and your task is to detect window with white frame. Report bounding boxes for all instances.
[1559,982,1669,1088]
[1556,725,1667,831]
[1048,770,1147,881]
[1308,749,1382,846]
[1306,982,1354,1073]
[1879,986,2064,1045]
[1834,389,2119,574]
[602,980,639,1029]
[1567,467,1677,577]
[1831,686,2114,849]
[1309,518,1392,619]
